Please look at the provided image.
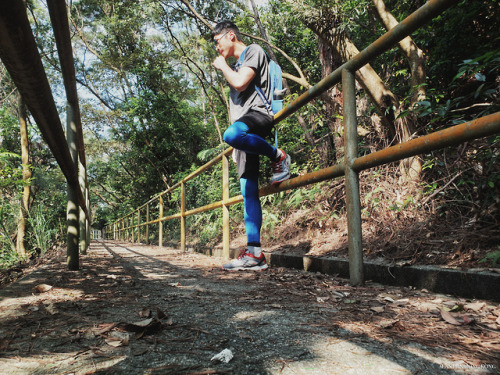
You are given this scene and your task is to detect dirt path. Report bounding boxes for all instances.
[0,241,498,374]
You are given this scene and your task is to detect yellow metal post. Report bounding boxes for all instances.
[343,69,364,285]
[137,209,141,243]
[181,182,186,251]
[159,195,164,247]
[222,153,230,258]
[146,203,149,245]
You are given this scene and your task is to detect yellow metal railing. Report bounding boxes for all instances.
[104,0,500,284]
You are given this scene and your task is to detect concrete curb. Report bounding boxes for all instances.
[265,253,500,301]
[193,247,499,301]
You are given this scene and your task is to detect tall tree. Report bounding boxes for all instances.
[16,93,31,257]
[287,0,426,179]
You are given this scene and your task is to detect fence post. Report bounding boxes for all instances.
[159,195,164,247]
[85,186,90,248]
[222,153,230,258]
[131,214,135,242]
[181,182,186,251]
[127,216,131,241]
[342,68,364,285]
[146,203,149,245]
[137,209,141,243]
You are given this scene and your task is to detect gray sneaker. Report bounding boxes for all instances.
[271,149,291,185]
[222,249,268,271]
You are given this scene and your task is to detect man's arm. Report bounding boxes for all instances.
[213,56,256,92]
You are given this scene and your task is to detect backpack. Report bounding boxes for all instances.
[239,46,285,115]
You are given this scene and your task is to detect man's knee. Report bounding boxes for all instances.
[224,121,247,146]
[223,126,237,145]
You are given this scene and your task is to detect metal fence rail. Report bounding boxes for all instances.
[105,0,499,284]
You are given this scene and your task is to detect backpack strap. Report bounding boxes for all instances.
[238,45,279,147]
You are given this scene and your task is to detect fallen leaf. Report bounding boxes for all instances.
[105,338,125,347]
[34,284,53,293]
[343,299,358,304]
[462,315,475,325]
[138,308,151,318]
[371,306,385,313]
[132,318,154,327]
[118,317,162,336]
[94,323,118,335]
[132,345,149,356]
[156,308,167,320]
[393,298,410,306]
[464,302,485,312]
[414,302,440,313]
[440,308,461,325]
[44,303,58,315]
[379,319,398,329]
[106,331,130,347]
[448,304,465,312]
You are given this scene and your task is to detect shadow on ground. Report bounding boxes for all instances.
[0,240,498,374]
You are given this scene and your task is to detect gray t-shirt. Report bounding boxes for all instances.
[230,44,271,123]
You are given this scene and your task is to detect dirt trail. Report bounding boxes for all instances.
[0,241,498,374]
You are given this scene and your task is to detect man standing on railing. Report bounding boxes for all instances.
[212,20,291,271]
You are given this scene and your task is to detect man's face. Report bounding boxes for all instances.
[214,30,232,57]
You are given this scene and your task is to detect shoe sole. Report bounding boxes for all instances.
[222,263,269,271]
[271,173,290,185]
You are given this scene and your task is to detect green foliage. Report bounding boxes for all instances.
[0,200,18,259]
[27,203,60,256]
[479,248,500,267]
[0,152,23,188]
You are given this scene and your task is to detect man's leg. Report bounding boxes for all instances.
[241,172,262,256]
[224,121,277,159]
[224,121,291,184]
[222,171,267,271]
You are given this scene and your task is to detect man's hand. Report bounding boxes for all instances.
[213,55,255,92]
[213,55,228,71]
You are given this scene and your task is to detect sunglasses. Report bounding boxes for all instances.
[213,31,230,48]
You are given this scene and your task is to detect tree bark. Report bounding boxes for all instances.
[16,93,31,257]
[292,0,423,180]
[372,0,426,105]
[319,36,343,163]
[372,0,424,180]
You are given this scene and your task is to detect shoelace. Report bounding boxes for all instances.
[236,248,248,259]
[272,155,284,173]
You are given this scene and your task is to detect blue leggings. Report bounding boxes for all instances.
[224,121,276,246]
[240,172,261,245]
[223,121,276,159]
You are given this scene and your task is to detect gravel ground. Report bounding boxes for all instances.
[0,240,498,375]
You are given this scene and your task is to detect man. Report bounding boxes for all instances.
[212,20,291,271]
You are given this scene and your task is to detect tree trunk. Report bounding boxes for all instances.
[293,0,425,180]
[296,9,397,140]
[319,36,343,163]
[372,0,424,180]
[16,93,31,257]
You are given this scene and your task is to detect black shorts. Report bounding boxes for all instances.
[237,111,274,139]
[234,111,274,178]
